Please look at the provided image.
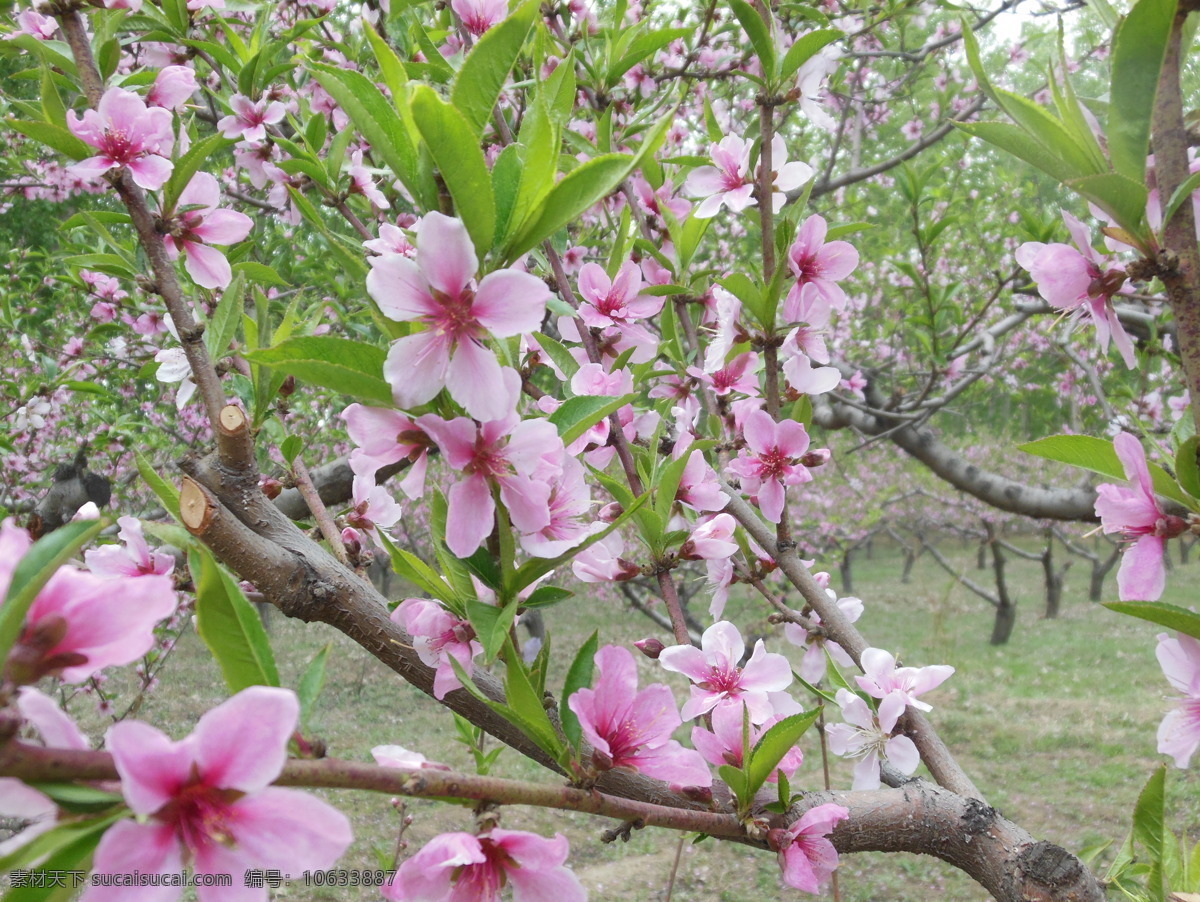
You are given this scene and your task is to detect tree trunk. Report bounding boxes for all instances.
[990,600,1017,645]
[901,549,916,584]
[986,523,1016,645]
[1089,545,1122,601]
[840,547,855,595]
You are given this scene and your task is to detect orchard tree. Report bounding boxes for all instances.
[0,0,1199,900]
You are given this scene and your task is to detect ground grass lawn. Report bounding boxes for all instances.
[64,540,1200,901]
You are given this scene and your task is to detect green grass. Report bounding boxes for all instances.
[61,541,1200,901]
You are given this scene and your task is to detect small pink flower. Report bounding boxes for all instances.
[5,9,58,40]
[68,87,174,191]
[783,214,859,322]
[825,687,919,790]
[147,66,197,110]
[0,519,176,685]
[217,93,285,143]
[392,598,482,700]
[855,647,954,713]
[342,403,432,500]
[658,621,792,723]
[367,213,550,421]
[686,135,756,219]
[571,533,641,583]
[676,447,728,513]
[86,688,352,902]
[725,410,820,524]
[680,513,738,561]
[1094,431,1188,601]
[576,260,664,330]
[1015,211,1136,368]
[766,135,814,213]
[417,408,563,558]
[451,0,508,35]
[348,150,389,209]
[384,829,585,901]
[162,172,253,290]
[519,457,603,558]
[770,803,850,892]
[1155,632,1200,768]
[690,351,759,397]
[568,645,712,788]
[84,516,175,578]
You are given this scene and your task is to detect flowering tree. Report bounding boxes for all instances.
[1,0,1200,899]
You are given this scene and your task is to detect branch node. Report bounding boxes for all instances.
[601,818,645,843]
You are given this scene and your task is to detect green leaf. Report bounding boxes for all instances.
[492,143,523,243]
[0,520,104,667]
[1162,170,1200,232]
[29,783,123,813]
[1065,172,1150,239]
[1019,434,1194,509]
[164,132,235,212]
[1132,765,1167,901]
[244,336,391,405]
[503,639,565,758]
[728,0,777,81]
[607,26,691,87]
[954,121,1083,185]
[0,811,125,898]
[718,764,750,808]
[451,0,538,135]
[1109,0,1176,181]
[233,261,289,286]
[780,28,841,82]
[560,630,598,750]
[410,86,496,253]
[5,119,90,160]
[467,598,518,662]
[206,270,245,358]
[511,93,559,238]
[1176,436,1200,499]
[746,709,821,797]
[533,332,581,379]
[523,585,573,608]
[189,546,280,692]
[363,21,408,99]
[549,394,636,446]
[310,63,430,209]
[507,153,634,259]
[136,451,180,521]
[296,642,331,729]
[1104,601,1200,640]
[375,530,461,609]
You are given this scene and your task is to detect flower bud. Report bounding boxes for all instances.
[597,502,623,522]
[260,476,283,499]
[800,449,831,468]
[634,637,665,659]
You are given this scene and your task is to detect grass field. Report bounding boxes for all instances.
[66,539,1200,901]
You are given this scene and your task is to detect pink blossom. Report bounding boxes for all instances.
[418,407,563,558]
[1015,211,1136,368]
[571,533,640,583]
[392,598,482,700]
[217,93,285,143]
[658,620,793,723]
[825,687,920,790]
[5,9,58,40]
[86,687,351,902]
[681,513,738,560]
[725,410,820,523]
[568,645,712,788]
[686,135,756,219]
[342,403,432,500]
[519,457,603,558]
[1094,431,1188,601]
[766,135,814,213]
[451,0,508,35]
[0,519,176,685]
[385,829,585,901]
[770,803,850,892]
[691,351,759,397]
[154,346,196,409]
[347,474,403,544]
[68,87,174,191]
[630,174,691,222]
[784,595,863,684]
[0,779,58,856]
[676,448,729,513]
[348,150,389,208]
[148,66,197,110]
[162,172,253,290]
[783,214,859,321]
[368,213,550,420]
[691,702,803,782]
[855,647,954,713]
[781,337,841,396]
[84,516,175,578]
[364,220,418,258]
[577,260,664,329]
[1155,632,1200,768]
